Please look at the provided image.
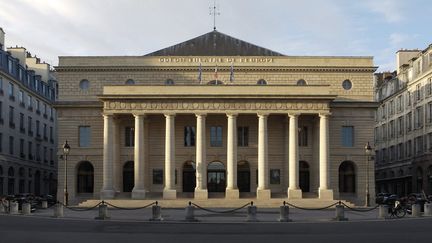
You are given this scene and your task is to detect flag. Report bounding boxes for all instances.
[198,62,202,84]
[229,62,234,82]
[214,64,218,81]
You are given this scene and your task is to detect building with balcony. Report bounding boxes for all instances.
[375,44,432,196]
[0,27,57,197]
[56,30,377,205]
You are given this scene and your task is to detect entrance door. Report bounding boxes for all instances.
[207,162,226,192]
[182,161,196,192]
[299,161,310,192]
[237,161,250,192]
[123,161,134,192]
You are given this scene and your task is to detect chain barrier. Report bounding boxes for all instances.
[104,201,157,210]
[191,201,252,214]
[58,201,103,211]
[283,201,339,211]
[340,202,380,212]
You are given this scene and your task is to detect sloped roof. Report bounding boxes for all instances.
[145,30,284,56]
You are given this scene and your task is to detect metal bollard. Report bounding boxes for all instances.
[150,202,163,221]
[53,203,64,218]
[9,201,19,214]
[95,202,110,220]
[378,205,389,219]
[246,201,258,222]
[411,204,421,217]
[333,203,348,221]
[424,203,432,217]
[278,201,291,222]
[22,203,31,215]
[185,201,198,222]
[41,200,48,209]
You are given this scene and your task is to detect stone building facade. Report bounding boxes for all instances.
[56,30,376,205]
[0,28,58,197]
[375,44,432,196]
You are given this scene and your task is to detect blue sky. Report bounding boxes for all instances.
[0,0,431,71]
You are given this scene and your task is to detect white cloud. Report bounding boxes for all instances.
[363,0,406,23]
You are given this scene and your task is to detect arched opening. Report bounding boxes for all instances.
[207,161,226,192]
[182,161,196,192]
[165,79,174,85]
[297,79,307,86]
[237,161,250,192]
[125,79,135,85]
[416,167,423,192]
[77,161,94,193]
[7,167,15,195]
[299,161,310,192]
[34,170,41,196]
[123,161,134,192]
[257,79,267,85]
[18,167,25,193]
[339,161,356,193]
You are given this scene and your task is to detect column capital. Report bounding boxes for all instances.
[132,113,146,118]
[288,112,301,118]
[319,112,332,118]
[164,113,176,118]
[195,113,207,118]
[257,112,269,118]
[102,113,114,119]
[226,113,238,118]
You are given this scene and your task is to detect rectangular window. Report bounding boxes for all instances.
[19,113,24,132]
[125,126,135,147]
[299,126,308,146]
[79,126,91,147]
[429,133,432,151]
[36,120,40,136]
[43,123,47,140]
[406,140,412,157]
[19,138,24,157]
[0,133,2,152]
[0,101,2,122]
[8,82,14,98]
[270,169,281,184]
[43,146,47,162]
[398,143,404,159]
[237,126,249,147]
[43,103,47,116]
[398,117,403,135]
[341,126,354,147]
[28,141,33,160]
[36,99,40,113]
[9,136,14,155]
[28,116,33,135]
[36,144,41,161]
[407,112,412,131]
[416,84,421,100]
[407,92,412,106]
[9,106,14,128]
[415,106,423,128]
[389,120,394,138]
[428,102,432,123]
[19,90,24,104]
[49,126,53,142]
[210,126,223,147]
[152,169,163,184]
[184,126,196,147]
[50,148,53,164]
[27,95,32,108]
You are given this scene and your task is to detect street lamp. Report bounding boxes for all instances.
[365,141,372,207]
[63,140,71,206]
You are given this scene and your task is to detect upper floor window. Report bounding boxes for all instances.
[78,126,91,147]
[296,79,307,86]
[342,79,352,90]
[19,90,24,104]
[27,95,32,108]
[299,126,308,146]
[184,126,196,147]
[341,126,354,147]
[257,79,267,85]
[79,79,90,90]
[8,82,14,98]
[125,79,135,85]
[165,79,174,85]
[210,126,223,147]
[237,127,249,147]
[125,127,135,147]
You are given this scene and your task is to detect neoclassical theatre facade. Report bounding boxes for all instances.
[56,31,377,205]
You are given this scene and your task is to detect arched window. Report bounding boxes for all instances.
[297,79,307,86]
[79,79,90,90]
[207,161,226,192]
[125,79,135,85]
[34,170,41,196]
[123,161,134,192]
[182,161,196,192]
[257,79,267,85]
[342,79,352,90]
[237,161,250,192]
[77,161,94,193]
[416,167,423,192]
[207,80,224,85]
[19,167,25,193]
[165,79,174,85]
[299,161,310,192]
[339,161,356,193]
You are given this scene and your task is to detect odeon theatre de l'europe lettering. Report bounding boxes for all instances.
[55,30,377,205]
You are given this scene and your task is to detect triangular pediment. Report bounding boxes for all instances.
[145,30,284,56]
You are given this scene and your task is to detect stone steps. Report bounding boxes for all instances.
[78,198,356,209]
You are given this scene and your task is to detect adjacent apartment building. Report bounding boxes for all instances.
[375,44,432,196]
[56,30,377,205]
[0,28,58,197]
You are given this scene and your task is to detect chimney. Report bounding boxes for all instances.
[396,49,420,74]
[0,27,5,51]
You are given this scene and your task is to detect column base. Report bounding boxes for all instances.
[194,189,208,199]
[131,189,146,199]
[100,189,115,199]
[257,189,271,200]
[319,188,334,200]
[287,188,302,199]
[163,189,177,199]
[225,188,239,199]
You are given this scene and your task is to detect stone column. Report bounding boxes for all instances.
[100,114,115,199]
[163,113,177,199]
[257,113,271,200]
[132,114,146,199]
[288,113,302,199]
[319,113,334,199]
[226,113,239,199]
[195,113,208,199]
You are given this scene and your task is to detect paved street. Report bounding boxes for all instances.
[1,212,432,243]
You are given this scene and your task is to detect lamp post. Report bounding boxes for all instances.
[365,142,372,207]
[63,140,70,206]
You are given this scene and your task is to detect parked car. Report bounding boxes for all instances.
[376,193,392,204]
